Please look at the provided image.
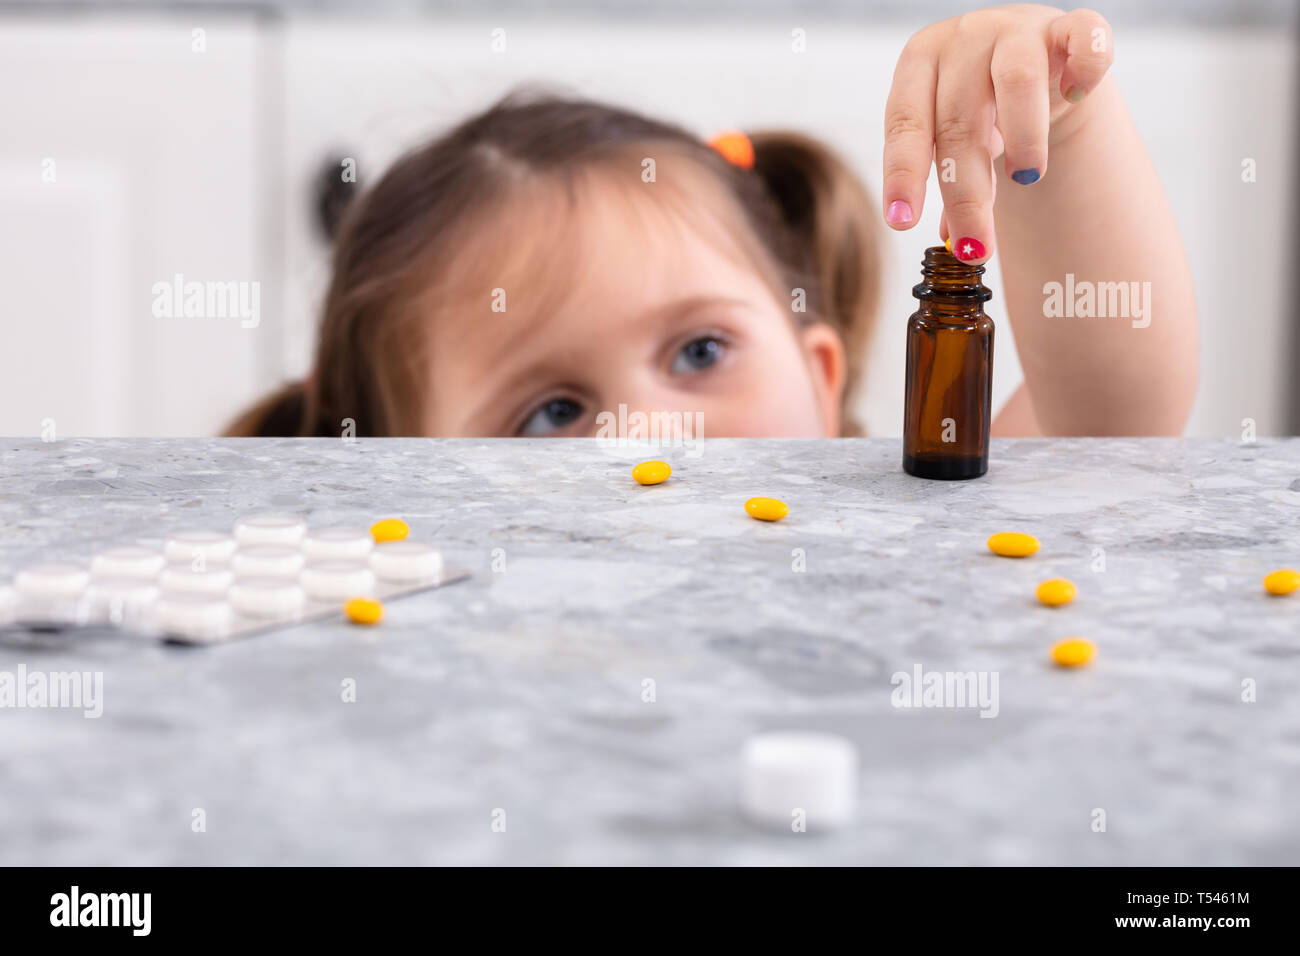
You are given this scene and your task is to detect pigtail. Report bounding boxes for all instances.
[748,132,883,434]
[222,382,312,437]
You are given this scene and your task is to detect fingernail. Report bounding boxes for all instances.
[886,200,914,225]
[952,237,986,261]
[1011,168,1040,186]
[1065,86,1086,103]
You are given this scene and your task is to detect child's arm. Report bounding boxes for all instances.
[882,5,1198,436]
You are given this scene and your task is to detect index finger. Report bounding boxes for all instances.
[933,43,997,263]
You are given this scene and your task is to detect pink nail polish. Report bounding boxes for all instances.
[952,237,986,261]
[886,200,914,225]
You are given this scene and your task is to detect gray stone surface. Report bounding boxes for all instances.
[0,436,1297,865]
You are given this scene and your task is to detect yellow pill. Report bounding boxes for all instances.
[344,596,384,625]
[1263,569,1300,596]
[370,518,409,543]
[632,460,671,485]
[1036,578,1077,607]
[987,532,1039,558]
[1051,638,1095,668]
[745,497,789,522]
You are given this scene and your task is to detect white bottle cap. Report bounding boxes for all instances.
[233,513,307,546]
[370,541,443,583]
[741,732,858,829]
[230,578,306,620]
[14,563,90,597]
[164,531,237,564]
[155,594,234,642]
[90,545,166,579]
[231,546,305,578]
[86,578,160,627]
[299,561,375,601]
[301,527,374,561]
[159,563,234,595]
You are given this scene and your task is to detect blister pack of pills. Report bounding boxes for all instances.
[0,515,468,646]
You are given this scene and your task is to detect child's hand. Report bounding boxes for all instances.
[882,5,1114,264]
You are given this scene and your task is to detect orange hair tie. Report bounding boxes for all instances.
[708,130,754,170]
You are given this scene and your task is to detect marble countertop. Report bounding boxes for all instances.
[1,437,1297,865]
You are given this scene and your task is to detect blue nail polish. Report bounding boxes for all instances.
[1011,168,1041,186]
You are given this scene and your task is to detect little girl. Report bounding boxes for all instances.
[228,5,1197,440]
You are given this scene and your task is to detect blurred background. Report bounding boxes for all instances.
[0,0,1294,438]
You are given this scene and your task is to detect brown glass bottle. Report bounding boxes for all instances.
[902,245,995,480]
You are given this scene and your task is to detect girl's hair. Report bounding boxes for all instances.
[225,91,882,437]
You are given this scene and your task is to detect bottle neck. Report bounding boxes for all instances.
[913,245,992,319]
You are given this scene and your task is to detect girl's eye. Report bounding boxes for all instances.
[519,397,583,436]
[671,336,725,374]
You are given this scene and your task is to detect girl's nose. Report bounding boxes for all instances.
[586,387,708,439]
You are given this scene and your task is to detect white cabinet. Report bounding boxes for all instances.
[0,16,270,436]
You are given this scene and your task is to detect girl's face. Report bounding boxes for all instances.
[421,165,847,438]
